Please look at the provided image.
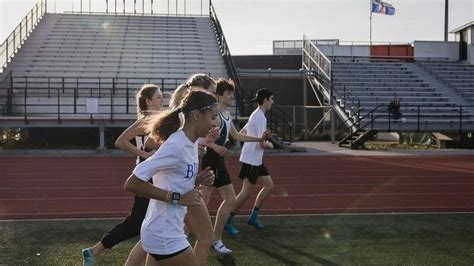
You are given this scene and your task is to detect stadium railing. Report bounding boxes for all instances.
[0,0,47,72]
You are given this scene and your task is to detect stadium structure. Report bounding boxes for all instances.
[1,0,473,149]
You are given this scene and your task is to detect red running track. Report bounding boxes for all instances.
[1,155,474,219]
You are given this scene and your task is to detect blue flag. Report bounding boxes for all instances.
[372,0,396,15]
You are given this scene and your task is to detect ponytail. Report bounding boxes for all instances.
[145,109,182,144]
[145,89,217,143]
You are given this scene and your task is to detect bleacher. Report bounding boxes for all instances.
[417,60,474,102]
[331,57,474,132]
[0,13,229,126]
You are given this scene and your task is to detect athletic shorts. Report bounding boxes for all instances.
[201,149,231,188]
[149,246,190,261]
[238,162,269,184]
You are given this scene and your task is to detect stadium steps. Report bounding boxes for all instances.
[0,13,232,124]
[417,60,474,102]
[330,56,474,136]
[339,129,377,149]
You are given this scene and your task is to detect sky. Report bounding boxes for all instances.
[1,0,473,55]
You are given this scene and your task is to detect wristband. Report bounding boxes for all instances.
[171,192,181,206]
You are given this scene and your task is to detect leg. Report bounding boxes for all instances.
[200,185,214,205]
[254,175,274,209]
[214,184,236,241]
[82,196,149,265]
[223,179,255,235]
[184,198,213,266]
[211,184,236,254]
[125,241,147,266]
[248,175,274,229]
[146,247,198,266]
[100,196,149,249]
[234,178,256,213]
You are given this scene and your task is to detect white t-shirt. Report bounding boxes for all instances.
[133,130,198,255]
[239,108,266,166]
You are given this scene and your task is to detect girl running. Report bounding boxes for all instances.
[82,84,164,266]
[165,73,217,266]
[124,89,218,266]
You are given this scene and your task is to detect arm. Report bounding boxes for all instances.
[239,123,248,135]
[115,119,153,159]
[125,142,203,206]
[206,142,229,157]
[125,174,170,201]
[124,175,201,206]
[256,116,272,149]
[202,127,229,157]
[144,136,160,151]
[260,140,273,149]
[229,122,270,142]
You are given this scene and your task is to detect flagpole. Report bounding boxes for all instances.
[370,0,373,46]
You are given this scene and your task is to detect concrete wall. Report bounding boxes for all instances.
[317,45,370,57]
[273,45,371,57]
[469,44,474,65]
[233,55,301,69]
[470,27,474,44]
[273,48,301,55]
[414,41,459,59]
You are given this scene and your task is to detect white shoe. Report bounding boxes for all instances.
[212,240,232,254]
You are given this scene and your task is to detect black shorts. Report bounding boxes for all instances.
[149,246,190,261]
[239,162,269,184]
[201,149,231,188]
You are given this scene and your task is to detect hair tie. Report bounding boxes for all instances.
[175,107,182,113]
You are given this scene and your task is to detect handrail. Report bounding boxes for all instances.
[0,0,47,72]
[62,11,209,17]
[268,105,293,143]
[336,103,383,143]
[209,0,243,119]
[302,35,331,81]
[331,84,362,119]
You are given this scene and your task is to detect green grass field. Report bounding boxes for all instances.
[1,213,474,265]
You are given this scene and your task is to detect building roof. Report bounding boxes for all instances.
[450,21,474,34]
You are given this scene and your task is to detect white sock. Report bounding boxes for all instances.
[212,240,232,254]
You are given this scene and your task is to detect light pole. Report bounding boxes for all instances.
[444,0,449,41]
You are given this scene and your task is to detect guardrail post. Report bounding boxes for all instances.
[292,106,296,133]
[112,78,116,95]
[110,87,114,123]
[371,111,374,130]
[388,110,391,132]
[74,77,78,114]
[417,106,420,132]
[99,126,106,150]
[343,85,346,107]
[126,78,129,114]
[5,39,8,64]
[7,74,13,115]
[13,28,16,50]
[57,83,61,123]
[48,77,51,98]
[24,76,28,122]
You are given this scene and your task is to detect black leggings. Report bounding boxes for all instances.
[100,195,149,249]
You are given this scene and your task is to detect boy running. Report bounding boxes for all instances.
[225,88,274,233]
